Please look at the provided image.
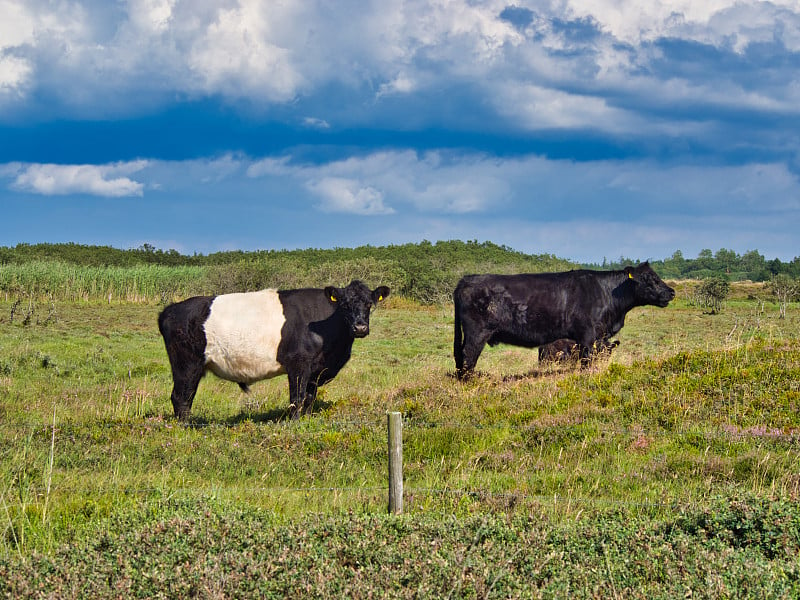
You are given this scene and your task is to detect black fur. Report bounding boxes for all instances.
[158,280,389,420]
[453,262,674,378]
[157,295,214,419]
[538,338,620,364]
[275,282,389,418]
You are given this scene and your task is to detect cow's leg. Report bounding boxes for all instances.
[577,334,597,368]
[578,346,591,368]
[162,340,205,419]
[303,379,319,415]
[287,370,311,419]
[169,361,204,419]
[458,329,492,379]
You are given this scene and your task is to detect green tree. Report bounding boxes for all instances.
[660,250,685,279]
[741,250,767,280]
[698,276,730,314]
[714,248,737,274]
[695,248,714,273]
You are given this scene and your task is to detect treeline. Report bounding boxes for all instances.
[0,241,570,269]
[587,248,800,281]
[0,243,195,267]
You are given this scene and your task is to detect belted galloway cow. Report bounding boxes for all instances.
[453,262,674,378]
[158,280,389,419]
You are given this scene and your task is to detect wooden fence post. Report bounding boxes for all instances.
[387,411,403,515]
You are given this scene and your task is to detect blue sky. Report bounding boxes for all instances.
[1,0,798,263]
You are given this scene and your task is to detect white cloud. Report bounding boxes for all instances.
[705,2,800,53]
[247,156,293,177]
[1,0,798,129]
[377,73,416,97]
[248,150,513,215]
[303,117,330,129]
[307,177,394,215]
[563,0,799,47]
[494,83,641,132]
[200,154,243,183]
[9,160,149,197]
[127,0,176,33]
[0,55,31,94]
[187,1,306,102]
[0,0,86,97]
[0,0,35,48]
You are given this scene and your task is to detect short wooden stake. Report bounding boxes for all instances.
[387,411,403,515]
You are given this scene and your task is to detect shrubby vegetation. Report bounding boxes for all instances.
[1,241,798,305]
[0,240,569,270]
[0,242,194,267]
[0,241,574,304]
[3,496,799,598]
[696,276,731,314]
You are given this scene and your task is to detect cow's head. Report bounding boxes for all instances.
[325,280,390,338]
[625,262,675,308]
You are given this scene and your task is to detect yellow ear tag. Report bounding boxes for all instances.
[628,273,634,280]
[330,295,337,302]
[378,295,383,302]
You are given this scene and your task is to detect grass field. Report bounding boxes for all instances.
[1,284,799,598]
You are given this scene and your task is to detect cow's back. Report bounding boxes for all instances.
[455,271,605,340]
[458,271,602,301]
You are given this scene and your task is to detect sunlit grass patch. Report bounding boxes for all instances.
[1,288,800,596]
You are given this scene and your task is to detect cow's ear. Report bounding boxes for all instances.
[624,266,636,281]
[373,286,390,303]
[324,286,339,304]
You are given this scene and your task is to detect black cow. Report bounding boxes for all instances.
[158,280,390,419]
[538,338,620,364]
[453,262,674,378]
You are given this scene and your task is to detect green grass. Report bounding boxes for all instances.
[1,286,799,597]
[0,261,208,303]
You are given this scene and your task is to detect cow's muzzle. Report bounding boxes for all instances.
[353,324,369,337]
[659,288,676,306]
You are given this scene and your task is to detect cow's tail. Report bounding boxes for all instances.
[453,282,465,375]
[157,306,171,340]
